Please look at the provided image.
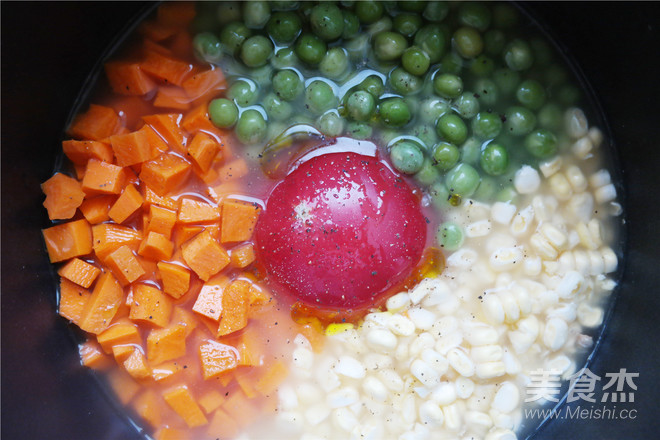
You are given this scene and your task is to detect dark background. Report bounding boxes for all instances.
[2,2,659,439]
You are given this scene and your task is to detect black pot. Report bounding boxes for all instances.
[2,2,659,439]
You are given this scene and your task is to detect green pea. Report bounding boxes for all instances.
[310,3,344,41]
[216,2,242,26]
[473,78,499,107]
[236,109,267,145]
[209,98,238,128]
[454,92,480,119]
[358,75,385,98]
[342,10,360,39]
[346,90,376,121]
[457,2,491,31]
[373,31,408,62]
[460,136,482,165]
[516,79,546,110]
[272,69,303,101]
[344,34,370,61]
[434,73,463,99]
[398,0,426,12]
[414,24,447,63]
[393,13,423,38]
[262,92,293,121]
[504,39,534,71]
[346,121,373,139]
[220,21,252,55]
[492,68,520,97]
[429,181,451,209]
[228,79,258,107]
[390,140,424,174]
[401,46,431,76]
[446,163,480,197]
[439,51,464,75]
[480,143,509,176]
[504,106,536,136]
[473,176,498,200]
[436,113,468,145]
[270,1,299,11]
[240,35,273,67]
[319,47,350,80]
[525,129,557,158]
[242,0,270,29]
[193,33,223,64]
[433,141,460,171]
[492,3,519,29]
[355,0,384,24]
[410,124,438,152]
[530,38,554,66]
[469,54,495,77]
[419,98,450,124]
[304,80,337,115]
[271,47,299,69]
[389,67,423,95]
[453,27,484,59]
[266,11,302,44]
[537,102,562,131]
[437,222,464,251]
[423,1,450,22]
[366,16,393,37]
[379,97,412,127]
[496,186,518,203]
[415,157,441,187]
[249,64,273,88]
[472,112,503,140]
[295,34,327,65]
[317,110,345,137]
[484,29,506,56]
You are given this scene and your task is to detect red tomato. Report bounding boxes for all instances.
[256,150,427,310]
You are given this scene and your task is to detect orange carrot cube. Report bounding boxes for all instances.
[177,197,220,223]
[181,230,229,281]
[162,385,208,428]
[142,114,186,153]
[68,104,122,141]
[153,86,190,111]
[142,185,178,210]
[58,277,91,325]
[62,139,114,165]
[187,132,220,173]
[182,68,226,101]
[192,274,229,321]
[132,389,162,429]
[79,340,112,370]
[42,173,86,220]
[153,427,190,440]
[42,219,93,263]
[139,153,191,196]
[79,195,115,224]
[58,258,101,288]
[123,348,151,380]
[198,390,224,414]
[220,199,261,243]
[82,158,126,195]
[230,242,256,268]
[92,223,142,261]
[146,204,177,239]
[105,61,156,96]
[110,129,159,167]
[141,50,193,86]
[198,339,238,380]
[255,360,289,396]
[207,408,239,439]
[151,360,184,382]
[157,261,190,298]
[217,279,250,337]
[130,284,173,327]
[104,245,145,286]
[138,231,174,261]
[107,369,140,405]
[78,272,124,334]
[108,184,144,224]
[97,320,141,354]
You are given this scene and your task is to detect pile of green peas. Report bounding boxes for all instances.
[191,0,583,250]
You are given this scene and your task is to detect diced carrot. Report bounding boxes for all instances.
[112,344,136,363]
[297,318,326,353]
[151,360,183,382]
[110,129,159,167]
[173,224,203,249]
[133,389,162,429]
[97,320,141,353]
[224,390,260,428]
[41,173,86,220]
[157,261,190,298]
[78,272,124,334]
[108,184,144,224]
[62,139,114,165]
[146,324,187,365]
[156,1,197,28]
[79,340,112,370]
[105,61,156,96]
[208,180,243,204]
[207,408,239,440]
[181,230,229,281]
[170,307,198,337]
[182,68,226,101]
[82,159,127,195]
[217,279,250,337]
[139,153,191,196]
[198,389,224,414]
[255,360,289,396]
[146,204,177,239]
[138,231,174,261]
[198,339,238,380]
[177,197,220,223]
[153,427,190,440]
[105,245,146,286]
[180,103,218,134]
[68,104,122,141]
[142,185,178,210]
[162,385,208,428]
[234,368,258,399]
[139,124,169,154]
[130,284,173,327]
[123,348,151,380]
[220,199,261,243]
[58,258,101,288]
[230,242,256,268]
[42,219,93,263]
[139,20,178,42]
[153,86,190,111]
[141,50,193,86]
[169,30,194,60]
[217,158,249,183]
[58,278,91,325]
[107,369,140,405]
[142,114,186,153]
[247,283,272,308]
[92,223,142,261]
[186,132,220,173]
[79,195,115,224]
[192,274,229,321]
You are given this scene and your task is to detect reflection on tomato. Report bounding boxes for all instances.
[256,149,427,311]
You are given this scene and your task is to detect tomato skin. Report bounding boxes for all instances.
[256,151,427,310]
